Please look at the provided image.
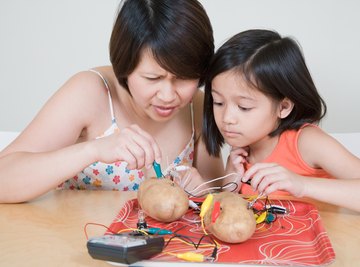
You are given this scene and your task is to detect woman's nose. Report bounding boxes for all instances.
[157,81,177,102]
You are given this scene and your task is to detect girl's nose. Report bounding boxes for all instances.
[222,105,237,124]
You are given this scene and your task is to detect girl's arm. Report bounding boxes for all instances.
[243,126,360,212]
[297,126,360,211]
[301,177,360,210]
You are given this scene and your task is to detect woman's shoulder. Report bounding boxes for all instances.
[66,66,114,90]
[52,67,118,134]
[58,66,118,105]
[191,90,205,135]
[192,90,204,117]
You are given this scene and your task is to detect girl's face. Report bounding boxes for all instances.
[127,49,199,121]
[211,70,282,148]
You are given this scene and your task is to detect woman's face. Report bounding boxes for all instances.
[211,70,281,148]
[127,49,199,121]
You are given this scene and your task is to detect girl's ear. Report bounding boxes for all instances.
[278,98,294,119]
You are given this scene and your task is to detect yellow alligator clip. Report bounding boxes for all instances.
[256,211,267,224]
[200,194,213,218]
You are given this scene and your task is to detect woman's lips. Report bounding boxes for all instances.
[153,105,177,117]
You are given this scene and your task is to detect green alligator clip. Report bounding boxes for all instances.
[152,161,163,178]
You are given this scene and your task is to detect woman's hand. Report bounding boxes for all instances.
[92,124,161,170]
[225,146,249,177]
[242,162,307,197]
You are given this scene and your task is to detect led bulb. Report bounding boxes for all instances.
[137,210,148,229]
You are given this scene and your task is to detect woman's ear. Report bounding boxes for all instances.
[278,98,294,119]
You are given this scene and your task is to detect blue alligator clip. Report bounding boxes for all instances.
[152,161,163,178]
[146,228,173,235]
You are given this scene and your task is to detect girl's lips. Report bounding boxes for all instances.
[222,130,241,138]
[153,105,177,117]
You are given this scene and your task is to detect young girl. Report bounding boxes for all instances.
[203,29,360,212]
[0,0,224,203]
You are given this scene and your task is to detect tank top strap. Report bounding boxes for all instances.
[88,69,116,124]
[190,102,195,133]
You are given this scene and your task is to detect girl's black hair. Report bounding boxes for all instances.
[203,29,327,156]
[109,0,214,93]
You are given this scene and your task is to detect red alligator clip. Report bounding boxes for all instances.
[211,201,221,223]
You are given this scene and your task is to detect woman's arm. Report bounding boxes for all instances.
[0,72,161,203]
[0,72,99,202]
[0,143,97,203]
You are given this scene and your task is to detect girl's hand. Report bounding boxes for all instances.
[225,146,249,177]
[242,163,307,197]
[178,166,224,195]
[93,124,161,170]
[180,166,203,190]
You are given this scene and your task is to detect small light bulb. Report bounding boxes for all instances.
[137,210,148,229]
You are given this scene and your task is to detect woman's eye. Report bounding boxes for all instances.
[145,77,160,81]
[238,106,252,111]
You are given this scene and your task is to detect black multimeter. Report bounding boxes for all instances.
[87,233,165,264]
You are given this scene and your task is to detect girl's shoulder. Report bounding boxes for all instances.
[298,125,332,153]
[298,124,360,179]
[297,124,352,169]
[298,124,331,144]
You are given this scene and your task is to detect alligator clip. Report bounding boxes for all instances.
[242,179,252,186]
[152,161,164,178]
[247,192,264,209]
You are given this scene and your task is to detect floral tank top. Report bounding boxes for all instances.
[57,69,195,191]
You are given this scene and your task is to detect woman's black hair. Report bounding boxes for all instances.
[203,29,327,156]
[109,0,214,93]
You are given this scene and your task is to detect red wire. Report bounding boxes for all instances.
[83,222,117,240]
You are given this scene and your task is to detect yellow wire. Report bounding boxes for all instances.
[164,236,214,248]
[200,216,220,247]
[164,252,177,257]
[117,228,148,235]
[164,251,205,262]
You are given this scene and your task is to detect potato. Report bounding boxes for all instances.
[203,192,256,243]
[137,177,189,222]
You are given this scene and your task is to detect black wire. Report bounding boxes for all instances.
[173,224,188,233]
[163,234,196,250]
[164,231,218,259]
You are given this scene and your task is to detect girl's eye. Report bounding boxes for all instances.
[213,101,223,106]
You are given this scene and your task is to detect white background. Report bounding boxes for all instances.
[1,0,359,133]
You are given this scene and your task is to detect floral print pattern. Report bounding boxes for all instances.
[57,129,194,191]
[57,69,195,191]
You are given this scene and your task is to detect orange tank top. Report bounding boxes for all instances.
[241,124,331,196]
